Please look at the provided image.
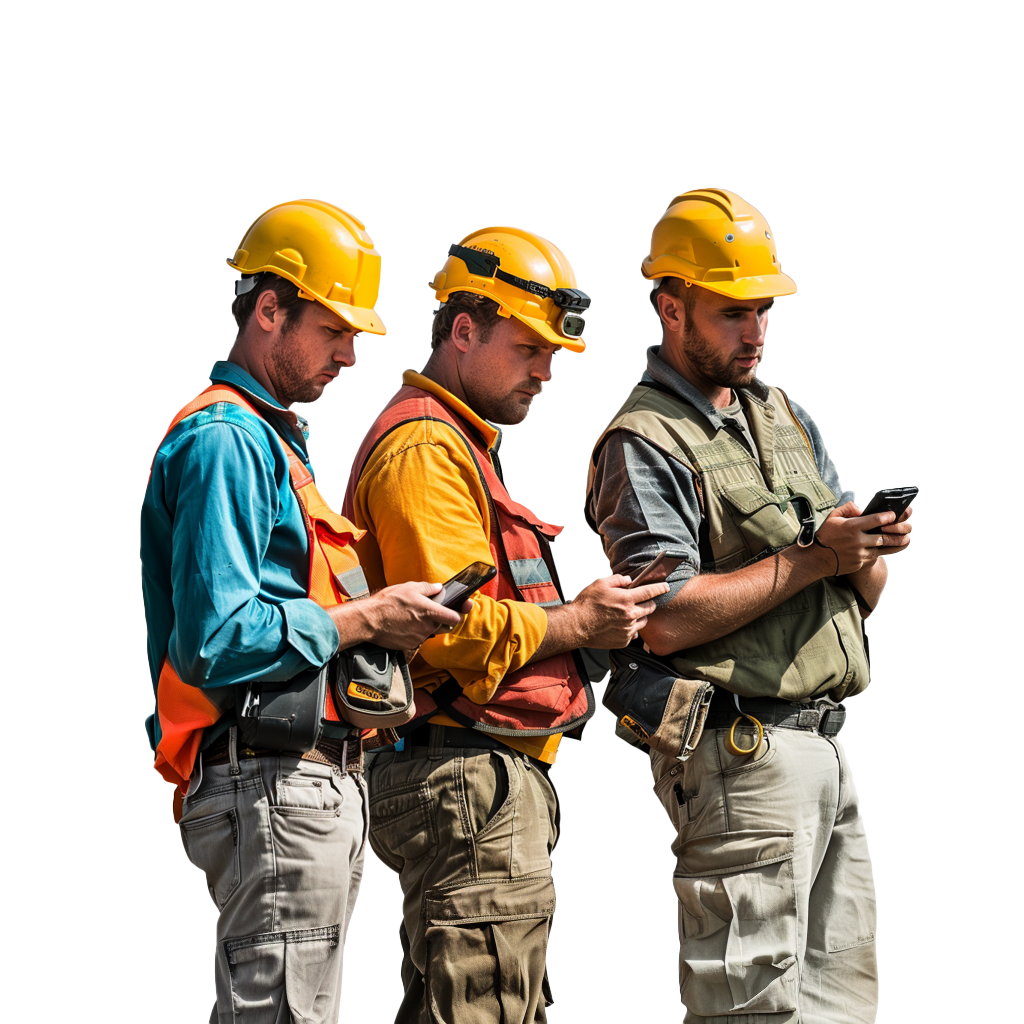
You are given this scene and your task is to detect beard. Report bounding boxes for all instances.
[683,320,761,388]
[267,333,328,405]
[467,379,542,425]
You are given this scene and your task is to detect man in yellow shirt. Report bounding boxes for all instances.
[344,228,667,1023]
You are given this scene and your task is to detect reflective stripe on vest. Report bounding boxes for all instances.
[351,385,594,737]
[588,382,869,703]
[151,385,364,791]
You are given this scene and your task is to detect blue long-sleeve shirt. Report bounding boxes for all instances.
[141,362,340,751]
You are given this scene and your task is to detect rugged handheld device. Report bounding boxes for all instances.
[434,561,497,611]
[629,551,685,588]
[861,486,918,534]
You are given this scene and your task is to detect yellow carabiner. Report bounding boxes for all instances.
[725,714,764,756]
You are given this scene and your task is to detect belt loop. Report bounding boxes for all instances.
[428,724,445,760]
[228,726,241,776]
[340,739,349,776]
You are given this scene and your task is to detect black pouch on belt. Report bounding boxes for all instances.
[605,641,714,761]
[235,663,344,753]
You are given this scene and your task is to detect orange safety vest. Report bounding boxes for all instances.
[152,385,363,792]
[348,384,594,738]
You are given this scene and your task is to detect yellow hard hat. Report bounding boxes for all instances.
[227,199,386,335]
[642,189,797,300]
[429,227,589,352]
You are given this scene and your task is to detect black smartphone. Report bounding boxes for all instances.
[629,551,685,588]
[861,486,918,534]
[434,561,498,610]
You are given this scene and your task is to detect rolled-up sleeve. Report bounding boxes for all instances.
[356,431,548,705]
[588,431,701,606]
[164,421,339,688]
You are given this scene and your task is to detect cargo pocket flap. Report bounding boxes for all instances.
[675,830,794,877]
[424,875,555,926]
[717,484,782,515]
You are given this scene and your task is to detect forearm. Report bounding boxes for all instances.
[530,603,585,662]
[642,543,831,656]
[844,558,887,617]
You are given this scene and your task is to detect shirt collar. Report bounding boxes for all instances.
[402,370,502,451]
[642,346,769,431]
[209,361,311,448]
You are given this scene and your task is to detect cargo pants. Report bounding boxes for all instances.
[366,725,559,1024]
[651,723,877,1024]
[178,734,368,1024]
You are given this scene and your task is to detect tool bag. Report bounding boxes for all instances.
[604,641,713,761]
[329,643,415,729]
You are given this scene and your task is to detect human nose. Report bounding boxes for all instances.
[334,334,357,367]
[531,352,553,382]
[742,312,767,348]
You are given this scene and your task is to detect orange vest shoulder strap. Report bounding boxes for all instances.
[148,385,260,485]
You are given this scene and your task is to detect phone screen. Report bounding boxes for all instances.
[436,561,498,610]
[630,551,685,588]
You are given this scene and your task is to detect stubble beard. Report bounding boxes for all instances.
[268,333,327,405]
[467,380,541,425]
[683,321,760,389]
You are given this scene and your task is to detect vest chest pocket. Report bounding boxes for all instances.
[716,484,800,558]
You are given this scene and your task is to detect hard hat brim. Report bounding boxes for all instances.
[644,268,797,301]
[316,295,387,335]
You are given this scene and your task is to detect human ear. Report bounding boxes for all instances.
[450,311,475,354]
[253,290,281,333]
[656,290,685,333]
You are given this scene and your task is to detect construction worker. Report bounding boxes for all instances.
[343,228,668,1024]
[586,190,912,1024]
[140,200,463,1024]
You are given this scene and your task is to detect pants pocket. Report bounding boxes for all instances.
[368,775,438,869]
[672,829,798,1016]
[179,809,240,910]
[423,875,555,1024]
[225,924,341,1024]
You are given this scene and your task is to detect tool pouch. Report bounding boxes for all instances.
[235,663,347,754]
[329,643,416,730]
[604,642,714,761]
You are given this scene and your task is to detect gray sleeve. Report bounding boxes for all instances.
[587,431,701,607]
[788,400,854,506]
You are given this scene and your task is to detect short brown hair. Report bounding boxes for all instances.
[431,291,503,350]
[231,272,311,336]
[649,276,700,326]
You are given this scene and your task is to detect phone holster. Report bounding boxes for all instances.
[235,663,337,753]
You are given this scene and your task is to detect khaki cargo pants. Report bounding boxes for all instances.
[652,724,877,1024]
[366,725,559,1024]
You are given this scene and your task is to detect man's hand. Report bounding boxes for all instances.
[533,574,670,660]
[328,581,467,652]
[812,501,912,576]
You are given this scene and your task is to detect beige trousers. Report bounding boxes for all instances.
[651,725,877,1024]
[366,726,559,1024]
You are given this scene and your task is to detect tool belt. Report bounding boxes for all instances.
[405,722,505,752]
[201,731,365,773]
[704,690,847,737]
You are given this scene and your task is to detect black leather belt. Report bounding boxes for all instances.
[404,723,505,752]
[704,690,847,737]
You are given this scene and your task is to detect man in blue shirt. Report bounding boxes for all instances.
[141,200,462,1024]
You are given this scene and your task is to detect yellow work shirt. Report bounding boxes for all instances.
[348,371,562,764]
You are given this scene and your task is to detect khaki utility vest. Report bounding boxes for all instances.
[588,381,869,702]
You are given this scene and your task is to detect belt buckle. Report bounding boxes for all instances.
[818,702,846,736]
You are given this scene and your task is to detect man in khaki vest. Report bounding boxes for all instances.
[586,190,912,1024]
